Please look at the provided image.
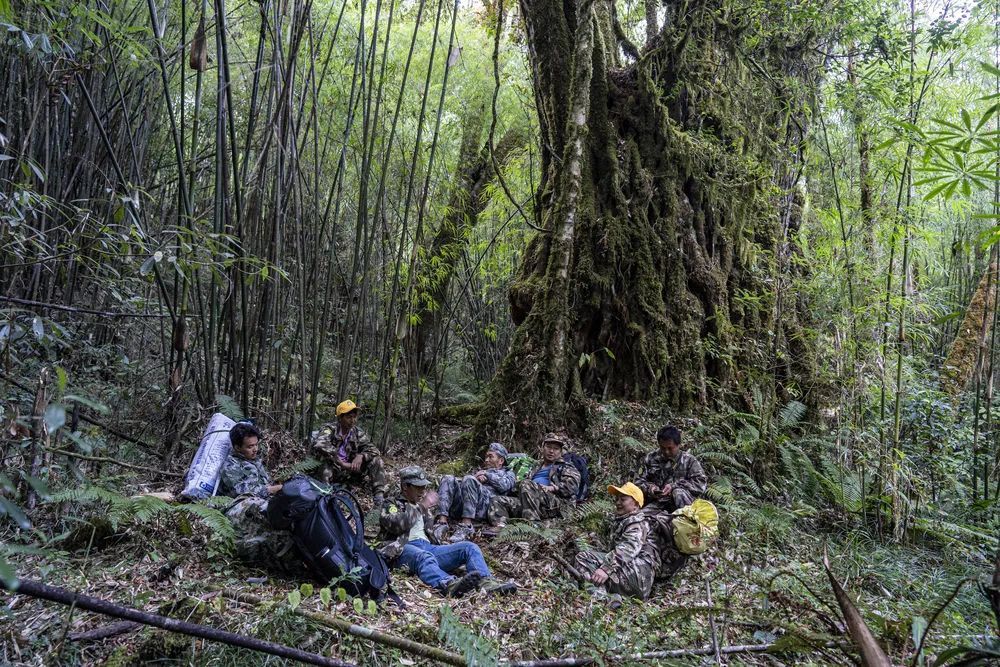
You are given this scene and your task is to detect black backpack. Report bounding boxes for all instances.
[562,453,590,503]
[268,476,392,601]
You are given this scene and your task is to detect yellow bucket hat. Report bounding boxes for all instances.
[607,482,644,507]
[336,399,359,416]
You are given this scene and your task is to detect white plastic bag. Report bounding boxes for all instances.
[180,413,236,500]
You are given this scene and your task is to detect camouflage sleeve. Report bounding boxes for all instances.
[553,461,581,499]
[379,499,418,538]
[602,519,649,572]
[484,468,516,495]
[635,452,659,498]
[312,424,338,460]
[676,455,708,496]
[352,427,380,463]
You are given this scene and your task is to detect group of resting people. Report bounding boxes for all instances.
[216,400,708,601]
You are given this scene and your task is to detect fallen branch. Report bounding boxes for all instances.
[45,447,182,478]
[0,296,174,319]
[502,643,776,666]
[551,552,587,584]
[217,589,467,666]
[823,549,892,667]
[2,578,356,667]
[68,620,142,642]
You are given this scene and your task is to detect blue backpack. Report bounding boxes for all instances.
[562,453,591,503]
[268,476,392,601]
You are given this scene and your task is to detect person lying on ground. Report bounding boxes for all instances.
[487,433,580,529]
[574,482,660,601]
[218,421,297,567]
[378,466,516,597]
[435,442,515,542]
[219,421,283,499]
[635,424,707,516]
[313,399,389,505]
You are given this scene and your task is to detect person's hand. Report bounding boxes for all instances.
[544,484,557,493]
[350,456,363,472]
[267,484,283,495]
[647,484,660,496]
[475,472,488,483]
[660,483,673,496]
[335,457,351,469]
[591,568,609,585]
[436,515,449,524]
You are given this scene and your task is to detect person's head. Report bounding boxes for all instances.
[336,400,359,430]
[230,422,262,460]
[398,465,431,503]
[656,425,682,458]
[608,482,644,516]
[540,433,568,463]
[484,442,508,469]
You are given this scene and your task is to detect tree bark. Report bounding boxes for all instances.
[479,0,818,440]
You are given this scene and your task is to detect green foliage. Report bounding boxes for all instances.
[438,605,498,667]
[494,520,562,545]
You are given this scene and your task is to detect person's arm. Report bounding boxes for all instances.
[635,452,662,498]
[312,425,338,461]
[675,455,708,496]
[484,468,516,495]
[379,499,417,538]
[552,462,580,499]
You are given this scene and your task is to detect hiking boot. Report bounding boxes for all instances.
[430,522,451,543]
[443,572,483,598]
[480,522,505,538]
[479,578,518,596]
[448,524,475,543]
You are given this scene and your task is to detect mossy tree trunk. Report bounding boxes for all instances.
[479,0,818,440]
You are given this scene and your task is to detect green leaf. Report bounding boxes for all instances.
[0,497,31,530]
[320,587,332,607]
[299,583,314,598]
[64,394,109,415]
[54,366,68,394]
[336,587,348,602]
[911,616,927,666]
[981,61,1000,78]
[20,475,50,501]
[366,599,377,615]
[352,597,364,614]
[287,589,301,610]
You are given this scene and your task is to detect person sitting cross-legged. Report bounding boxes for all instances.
[378,466,516,597]
[636,424,707,517]
[313,400,389,505]
[435,442,515,542]
[487,433,580,529]
[574,482,660,601]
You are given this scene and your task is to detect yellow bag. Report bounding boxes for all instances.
[671,499,719,555]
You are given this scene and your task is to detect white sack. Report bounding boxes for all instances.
[180,412,236,500]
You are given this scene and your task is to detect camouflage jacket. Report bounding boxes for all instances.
[524,457,581,500]
[599,511,658,573]
[478,467,516,496]
[219,454,272,498]
[376,493,441,561]
[313,424,379,465]
[636,450,707,500]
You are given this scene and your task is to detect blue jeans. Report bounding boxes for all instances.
[395,539,491,590]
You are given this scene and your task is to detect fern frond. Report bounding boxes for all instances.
[439,605,498,667]
[779,400,807,429]
[494,521,561,545]
[215,394,245,421]
[706,478,734,504]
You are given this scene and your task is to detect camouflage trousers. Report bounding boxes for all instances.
[320,456,389,496]
[640,487,695,516]
[225,497,300,571]
[487,480,566,523]
[438,475,492,521]
[574,550,656,600]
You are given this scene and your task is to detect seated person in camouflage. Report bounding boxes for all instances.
[435,442,515,542]
[488,433,580,527]
[636,425,707,516]
[219,422,296,566]
[574,482,660,600]
[313,400,389,505]
[378,466,515,596]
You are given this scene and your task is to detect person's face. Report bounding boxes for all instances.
[402,483,426,504]
[235,435,260,460]
[658,438,679,459]
[483,451,503,469]
[541,441,562,463]
[339,410,358,431]
[614,493,639,516]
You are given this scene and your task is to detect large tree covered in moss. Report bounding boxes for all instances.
[481,0,823,439]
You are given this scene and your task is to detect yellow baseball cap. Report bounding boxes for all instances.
[336,400,359,416]
[607,482,644,507]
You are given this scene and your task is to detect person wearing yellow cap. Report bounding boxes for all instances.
[312,399,389,505]
[573,482,660,600]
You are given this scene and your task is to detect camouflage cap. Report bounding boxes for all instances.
[541,432,570,448]
[487,442,509,460]
[398,465,431,487]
